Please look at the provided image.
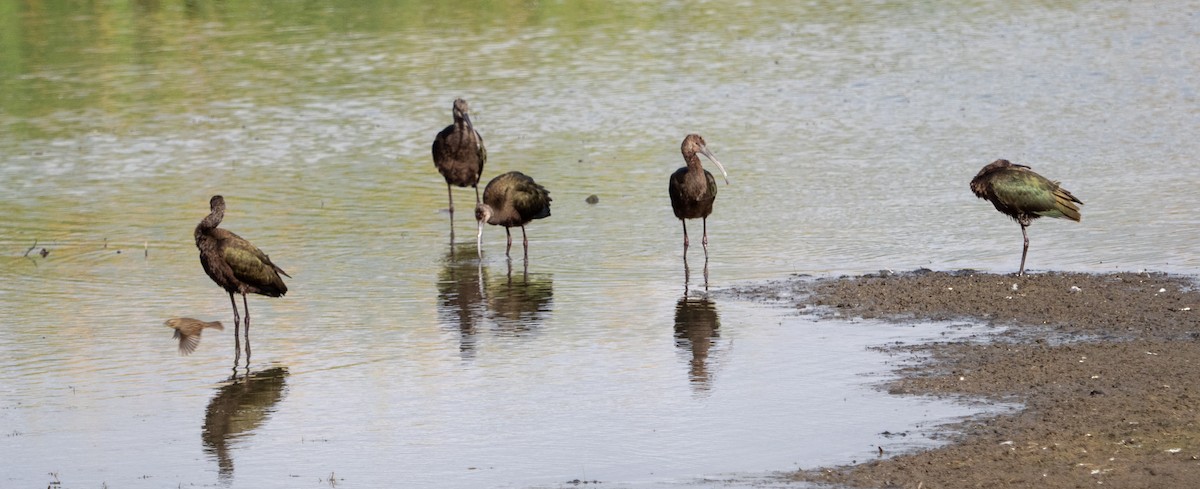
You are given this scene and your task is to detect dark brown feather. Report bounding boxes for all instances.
[971,159,1082,226]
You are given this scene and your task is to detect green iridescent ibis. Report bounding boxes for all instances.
[432,98,487,238]
[669,134,728,257]
[970,159,1083,276]
[194,195,290,365]
[476,171,552,259]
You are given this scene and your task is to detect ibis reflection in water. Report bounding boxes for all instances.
[436,247,488,359]
[436,247,553,358]
[194,195,290,372]
[202,366,289,484]
[164,318,223,356]
[669,134,729,258]
[970,159,1083,276]
[487,260,554,335]
[476,171,552,259]
[432,98,487,240]
[674,295,721,393]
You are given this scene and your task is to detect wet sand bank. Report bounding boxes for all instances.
[730,270,1200,488]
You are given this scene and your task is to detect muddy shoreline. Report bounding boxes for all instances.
[729,270,1200,488]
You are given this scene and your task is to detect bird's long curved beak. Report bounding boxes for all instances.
[476,220,484,258]
[699,145,729,184]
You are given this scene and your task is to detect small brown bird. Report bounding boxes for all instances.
[165,318,225,355]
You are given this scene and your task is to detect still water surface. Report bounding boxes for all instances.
[2,1,1198,487]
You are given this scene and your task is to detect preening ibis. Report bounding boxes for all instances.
[194,195,290,367]
[970,159,1082,276]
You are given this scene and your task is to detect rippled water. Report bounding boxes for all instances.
[2,1,1198,487]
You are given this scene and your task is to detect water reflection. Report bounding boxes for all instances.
[436,247,489,358]
[487,260,554,335]
[683,256,710,294]
[436,249,554,356]
[202,366,289,485]
[674,296,721,393]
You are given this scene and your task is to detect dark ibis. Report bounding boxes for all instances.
[194,195,290,367]
[165,318,224,355]
[669,134,728,256]
[475,171,551,258]
[970,159,1082,276]
[432,98,487,238]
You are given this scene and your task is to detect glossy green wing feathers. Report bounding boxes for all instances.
[220,234,289,296]
[509,174,551,220]
[972,160,1082,223]
[484,171,551,223]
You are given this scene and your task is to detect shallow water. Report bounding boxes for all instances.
[1,1,1198,487]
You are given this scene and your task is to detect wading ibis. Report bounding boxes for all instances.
[669,134,728,257]
[432,98,487,239]
[194,195,290,367]
[476,171,551,259]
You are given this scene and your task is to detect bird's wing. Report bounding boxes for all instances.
[177,330,201,355]
[668,169,686,204]
[988,170,1061,214]
[432,125,452,165]
[221,237,289,284]
[705,171,719,199]
[510,178,552,219]
[475,130,487,185]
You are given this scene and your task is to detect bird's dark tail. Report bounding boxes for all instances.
[1053,187,1083,222]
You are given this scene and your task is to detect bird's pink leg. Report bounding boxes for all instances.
[681,220,690,255]
[447,184,456,241]
[242,292,251,369]
[683,254,691,292]
[521,226,529,259]
[505,227,513,257]
[229,292,241,364]
[1018,223,1030,276]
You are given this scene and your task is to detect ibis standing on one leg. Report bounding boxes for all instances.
[970,159,1083,276]
[669,134,728,258]
[194,195,290,369]
[432,98,487,240]
[476,171,551,259]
